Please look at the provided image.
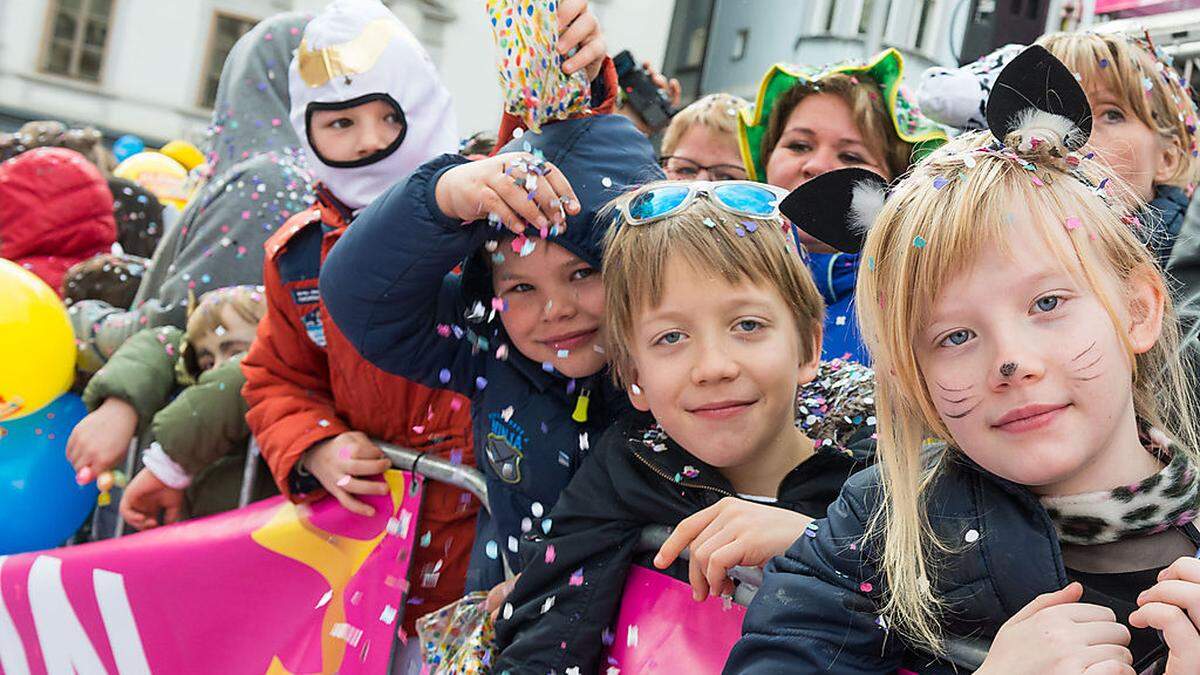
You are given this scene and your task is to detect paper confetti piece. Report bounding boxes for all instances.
[545,544,556,564]
[1064,216,1082,231]
[932,177,949,190]
[912,235,927,248]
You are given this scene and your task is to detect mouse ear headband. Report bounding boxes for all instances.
[778,45,1098,255]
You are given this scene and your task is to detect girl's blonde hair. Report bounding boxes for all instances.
[661,93,749,158]
[761,74,914,180]
[601,185,825,387]
[1039,31,1200,190]
[185,285,267,346]
[856,125,1200,652]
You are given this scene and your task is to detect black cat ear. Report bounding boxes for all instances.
[985,44,1092,151]
[778,167,888,255]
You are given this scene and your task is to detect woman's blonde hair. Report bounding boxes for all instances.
[661,93,749,158]
[761,74,914,180]
[856,125,1200,652]
[602,184,825,387]
[1039,31,1200,189]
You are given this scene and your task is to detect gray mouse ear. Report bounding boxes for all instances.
[779,168,889,254]
[985,44,1092,151]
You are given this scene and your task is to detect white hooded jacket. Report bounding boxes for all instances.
[288,0,458,210]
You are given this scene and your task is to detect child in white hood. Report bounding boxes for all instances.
[240,0,477,641]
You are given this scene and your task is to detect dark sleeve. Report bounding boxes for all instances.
[723,468,904,675]
[493,428,647,675]
[319,153,488,396]
[1167,196,1200,302]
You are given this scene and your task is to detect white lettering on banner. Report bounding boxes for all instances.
[0,556,32,675]
[20,556,149,675]
[29,556,106,675]
[94,569,151,675]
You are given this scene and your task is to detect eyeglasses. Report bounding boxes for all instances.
[660,156,748,182]
[618,181,788,226]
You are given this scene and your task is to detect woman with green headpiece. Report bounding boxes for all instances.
[738,49,946,363]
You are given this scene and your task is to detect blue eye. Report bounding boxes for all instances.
[941,329,973,347]
[1035,296,1061,312]
[736,319,763,333]
[656,331,684,346]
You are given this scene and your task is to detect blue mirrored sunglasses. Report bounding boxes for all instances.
[618,181,788,226]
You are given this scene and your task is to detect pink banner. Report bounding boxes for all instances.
[603,565,747,673]
[0,470,424,674]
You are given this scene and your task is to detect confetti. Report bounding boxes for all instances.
[438,368,451,384]
[912,235,927,248]
[545,544,556,564]
[1064,216,1082,231]
[702,217,716,228]
[485,540,499,559]
[859,582,873,593]
[964,529,980,543]
[569,568,584,586]
[932,177,949,190]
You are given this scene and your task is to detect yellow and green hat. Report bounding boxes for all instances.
[738,48,947,182]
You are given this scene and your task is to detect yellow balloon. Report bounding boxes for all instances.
[113,151,189,211]
[0,259,75,421]
[159,140,206,171]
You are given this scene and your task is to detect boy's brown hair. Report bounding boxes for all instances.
[181,285,268,377]
[602,183,825,387]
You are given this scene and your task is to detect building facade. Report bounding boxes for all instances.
[0,0,676,145]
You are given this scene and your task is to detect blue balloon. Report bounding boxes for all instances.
[112,134,145,163]
[0,393,97,554]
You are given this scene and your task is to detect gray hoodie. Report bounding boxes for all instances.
[71,12,314,371]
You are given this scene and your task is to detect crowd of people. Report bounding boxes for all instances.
[7,0,1200,671]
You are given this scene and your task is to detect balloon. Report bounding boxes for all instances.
[0,259,75,421]
[159,140,205,171]
[112,134,145,163]
[113,151,189,210]
[0,393,97,554]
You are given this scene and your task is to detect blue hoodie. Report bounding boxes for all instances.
[807,251,868,364]
[321,114,662,590]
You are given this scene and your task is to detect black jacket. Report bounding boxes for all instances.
[724,449,1200,674]
[493,407,876,674]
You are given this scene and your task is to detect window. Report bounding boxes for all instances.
[198,12,258,109]
[42,0,113,82]
[731,28,749,61]
[858,0,875,34]
[914,0,937,49]
[825,0,838,32]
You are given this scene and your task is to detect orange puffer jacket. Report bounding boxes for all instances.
[242,186,477,636]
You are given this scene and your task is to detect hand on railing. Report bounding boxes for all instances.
[304,431,392,517]
[651,497,808,602]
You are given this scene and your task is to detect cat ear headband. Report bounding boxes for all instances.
[778,45,1095,255]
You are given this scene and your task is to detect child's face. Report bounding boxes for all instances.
[492,239,607,378]
[765,93,891,252]
[308,99,405,164]
[663,125,747,182]
[191,305,259,372]
[914,206,1163,496]
[1086,86,1175,202]
[626,255,819,473]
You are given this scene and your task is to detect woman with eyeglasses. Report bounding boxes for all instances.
[659,93,751,183]
[737,50,947,364]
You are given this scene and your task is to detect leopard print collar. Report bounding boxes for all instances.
[1041,427,1200,546]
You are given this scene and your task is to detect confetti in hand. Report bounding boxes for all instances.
[487,0,592,132]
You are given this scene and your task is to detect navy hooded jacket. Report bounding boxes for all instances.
[320,114,662,590]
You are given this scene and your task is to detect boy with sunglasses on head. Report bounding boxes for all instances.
[489,180,876,674]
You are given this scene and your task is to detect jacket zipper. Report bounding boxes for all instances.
[630,450,733,498]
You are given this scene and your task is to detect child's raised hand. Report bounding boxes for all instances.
[1130,556,1200,672]
[653,497,812,602]
[302,431,392,517]
[119,468,185,530]
[977,583,1133,675]
[65,397,138,482]
[556,0,606,82]
[434,153,580,236]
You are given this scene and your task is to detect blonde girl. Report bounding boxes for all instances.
[726,46,1200,674]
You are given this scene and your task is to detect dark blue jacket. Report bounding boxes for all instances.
[723,449,1192,674]
[1142,184,1192,268]
[320,114,662,590]
[808,251,868,364]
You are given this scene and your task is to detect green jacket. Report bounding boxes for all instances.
[81,326,276,517]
